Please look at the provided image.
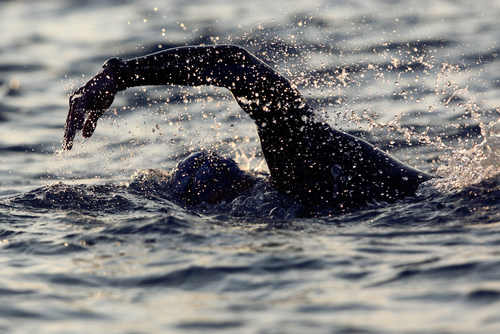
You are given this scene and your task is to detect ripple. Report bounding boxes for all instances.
[102,216,191,235]
[467,289,500,305]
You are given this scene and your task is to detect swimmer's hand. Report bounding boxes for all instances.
[63,66,118,150]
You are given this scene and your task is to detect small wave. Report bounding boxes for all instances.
[3,182,179,215]
[2,240,87,255]
[176,320,244,330]
[4,169,500,227]
[467,289,500,305]
[6,183,135,212]
[101,216,191,235]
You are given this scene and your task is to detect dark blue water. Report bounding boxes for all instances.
[2,0,500,333]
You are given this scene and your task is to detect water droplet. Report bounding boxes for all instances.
[331,165,342,178]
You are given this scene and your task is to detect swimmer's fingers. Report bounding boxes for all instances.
[63,87,88,150]
[82,107,108,138]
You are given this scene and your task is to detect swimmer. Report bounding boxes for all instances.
[63,45,435,209]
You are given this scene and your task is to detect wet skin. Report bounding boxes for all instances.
[64,45,434,210]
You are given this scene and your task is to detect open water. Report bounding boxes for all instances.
[1,0,500,333]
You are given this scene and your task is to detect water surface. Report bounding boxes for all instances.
[1,0,500,333]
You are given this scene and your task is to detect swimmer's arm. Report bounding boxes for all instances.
[116,45,309,122]
[117,44,303,108]
[64,45,307,150]
[64,45,256,150]
[117,45,263,89]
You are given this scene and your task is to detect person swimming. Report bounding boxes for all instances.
[63,44,435,210]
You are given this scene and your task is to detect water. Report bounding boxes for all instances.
[1,0,500,332]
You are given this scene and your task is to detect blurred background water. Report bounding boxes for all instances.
[1,0,500,333]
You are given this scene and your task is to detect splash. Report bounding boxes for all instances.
[233,147,268,173]
[433,116,500,190]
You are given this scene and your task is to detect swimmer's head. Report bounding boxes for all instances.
[170,152,254,205]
